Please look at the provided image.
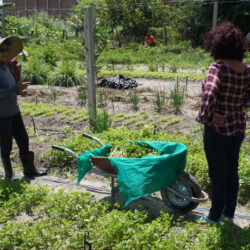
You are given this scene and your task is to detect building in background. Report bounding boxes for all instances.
[2,0,79,15]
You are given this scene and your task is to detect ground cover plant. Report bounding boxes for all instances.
[0,180,249,249]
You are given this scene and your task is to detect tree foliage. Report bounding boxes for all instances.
[75,0,250,47]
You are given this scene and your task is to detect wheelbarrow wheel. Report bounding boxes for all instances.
[161,172,202,213]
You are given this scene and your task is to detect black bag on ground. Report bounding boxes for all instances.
[98,74,138,90]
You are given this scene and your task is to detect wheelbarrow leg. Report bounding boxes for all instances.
[111,176,115,204]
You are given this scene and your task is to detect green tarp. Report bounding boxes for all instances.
[77,141,187,206]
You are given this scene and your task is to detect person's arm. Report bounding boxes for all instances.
[196,64,220,125]
[0,85,19,99]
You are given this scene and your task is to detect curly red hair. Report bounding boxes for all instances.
[204,22,248,61]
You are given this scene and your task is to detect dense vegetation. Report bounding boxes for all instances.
[0,181,249,249]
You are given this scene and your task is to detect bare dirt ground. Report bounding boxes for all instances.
[0,77,249,228]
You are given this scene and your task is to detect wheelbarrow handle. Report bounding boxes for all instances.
[52,145,79,159]
[52,145,66,151]
[82,133,105,147]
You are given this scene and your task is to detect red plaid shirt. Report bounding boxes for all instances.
[196,61,250,136]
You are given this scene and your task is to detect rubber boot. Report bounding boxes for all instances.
[2,157,13,180]
[20,151,47,177]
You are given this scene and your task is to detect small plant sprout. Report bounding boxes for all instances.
[152,88,166,113]
[77,87,88,107]
[128,90,140,111]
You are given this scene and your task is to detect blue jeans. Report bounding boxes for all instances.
[204,125,244,221]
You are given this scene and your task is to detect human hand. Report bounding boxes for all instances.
[18,81,30,97]
[213,112,224,127]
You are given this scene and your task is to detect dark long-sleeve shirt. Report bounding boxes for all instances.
[0,63,20,118]
[196,61,250,136]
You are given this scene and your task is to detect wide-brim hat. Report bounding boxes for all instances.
[0,35,23,61]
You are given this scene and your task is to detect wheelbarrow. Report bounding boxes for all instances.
[52,133,208,213]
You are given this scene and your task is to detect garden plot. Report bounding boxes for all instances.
[0,78,249,232]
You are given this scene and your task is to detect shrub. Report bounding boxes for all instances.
[22,58,49,85]
[50,62,83,87]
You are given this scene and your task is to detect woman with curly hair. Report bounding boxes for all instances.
[196,22,249,225]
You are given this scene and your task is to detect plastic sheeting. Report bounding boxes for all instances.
[98,74,138,90]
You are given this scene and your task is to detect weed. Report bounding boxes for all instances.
[169,64,177,73]
[91,109,112,133]
[47,87,57,105]
[97,89,108,108]
[148,63,158,72]
[128,90,140,111]
[170,77,185,114]
[152,88,167,113]
[77,87,88,107]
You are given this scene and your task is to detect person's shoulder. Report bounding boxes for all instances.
[208,62,224,72]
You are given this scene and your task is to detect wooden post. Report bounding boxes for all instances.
[212,0,218,29]
[84,6,96,126]
[1,10,5,37]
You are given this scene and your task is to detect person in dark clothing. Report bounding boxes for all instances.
[0,35,47,180]
[196,22,249,225]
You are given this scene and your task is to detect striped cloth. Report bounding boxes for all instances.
[196,61,250,136]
